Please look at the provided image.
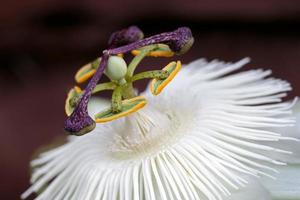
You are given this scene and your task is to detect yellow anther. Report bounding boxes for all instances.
[75,57,101,84]
[151,61,181,95]
[95,96,147,123]
[65,86,82,116]
[131,50,174,57]
[74,86,82,93]
[75,63,96,84]
[149,50,174,57]
[131,44,174,57]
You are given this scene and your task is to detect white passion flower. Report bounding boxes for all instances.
[22,58,299,200]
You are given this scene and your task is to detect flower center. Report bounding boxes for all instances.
[108,104,181,158]
[64,26,194,136]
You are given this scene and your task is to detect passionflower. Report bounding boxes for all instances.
[22,26,300,200]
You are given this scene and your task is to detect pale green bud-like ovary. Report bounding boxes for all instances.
[105,56,128,81]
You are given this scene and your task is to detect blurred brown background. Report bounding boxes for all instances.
[1,0,300,199]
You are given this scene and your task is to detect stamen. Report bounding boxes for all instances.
[131,70,169,82]
[151,61,182,95]
[95,96,147,123]
[131,44,174,57]
[75,57,101,84]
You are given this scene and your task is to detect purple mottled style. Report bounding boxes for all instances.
[165,27,194,55]
[108,26,144,48]
[64,26,194,135]
[64,53,109,135]
[108,27,193,55]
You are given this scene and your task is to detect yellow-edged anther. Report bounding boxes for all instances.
[151,61,181,95]
[131,44,174,57]
[95,96,147,123]
[149,50,174,57]
[117,53,124,58]
[74,86,82,93]
[75,57,101,84]
[132,50,174,57]
[65,86,82,116]
[75,63,96,84]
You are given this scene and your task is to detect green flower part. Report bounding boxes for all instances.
[94,96,147,123]
[104,56,128,81]
[151,61,182,95]
[64,86,83,116]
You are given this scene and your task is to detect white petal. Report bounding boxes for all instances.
[271,99,300,139]
[225,177,271,200]
[261,164,300,199]
[282,99,300,139]
[262,100,300,164]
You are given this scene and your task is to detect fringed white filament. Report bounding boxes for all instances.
[22,58,298,200]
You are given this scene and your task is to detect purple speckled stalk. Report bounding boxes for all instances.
[64,53,109,135]
[108,27,193,55]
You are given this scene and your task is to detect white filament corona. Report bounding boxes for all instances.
[22,58,298,200]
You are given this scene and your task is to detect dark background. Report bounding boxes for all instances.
[1,0,300,199]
